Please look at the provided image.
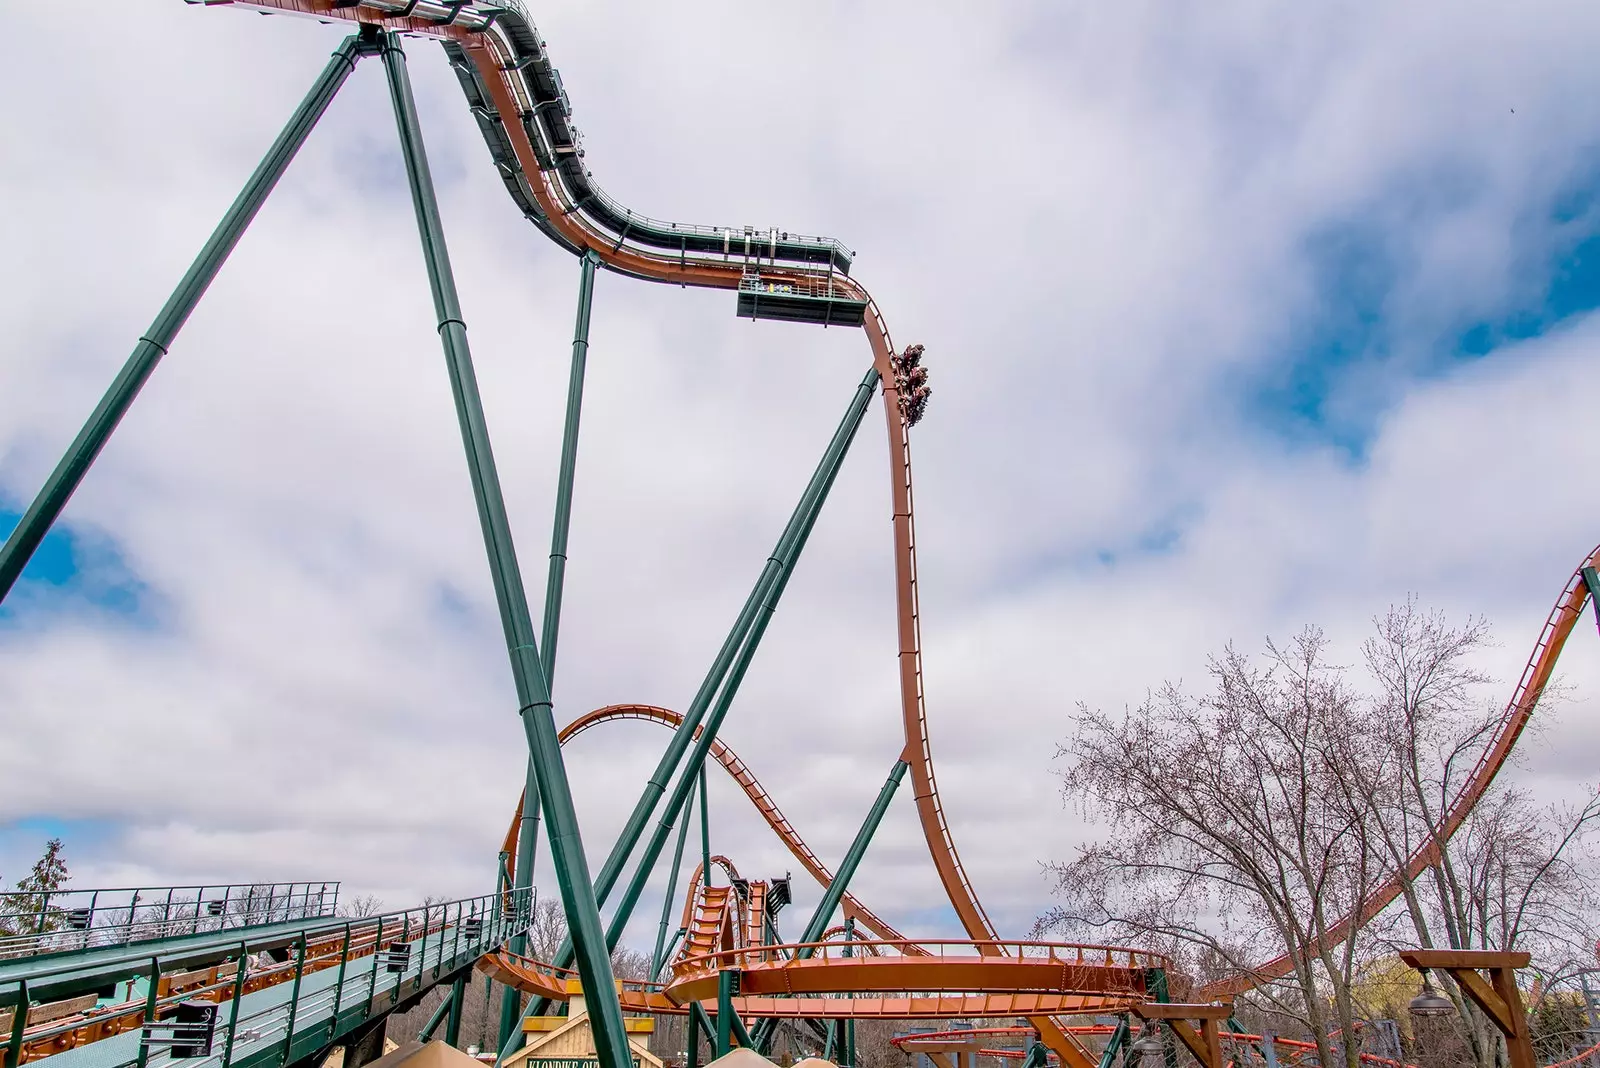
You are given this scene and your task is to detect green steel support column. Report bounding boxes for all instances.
[716,970,741,1057]
[797,761,909,951]
[1019,1043,1049,1068]
[582,364,880,914]
[379,34,631,1068]
[1095,1017,1130,1068]
[731,1011,754,1051]
[510,366,880,1043]
[598,369,881,956]
[420,989,454,1043]
[0,34,367,606]
[651,772,697,980]
[541,247,600,691]
[699,764,712,889]
[843,919,855,1068]
[685,1012,697,1068]
[1145,967,1178,1068]
[501,248,598,1047]
[1583,567,1600,632]
[446,974,467,1048]
[753,759,909,1052]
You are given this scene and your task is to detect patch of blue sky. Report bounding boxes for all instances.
[1247,157,1600,458]
[0,507,160,629]
[1003,504,1202,590]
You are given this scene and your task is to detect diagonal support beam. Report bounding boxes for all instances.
[502,364,882,1061]
[378,32,630,1068]
[1400,949,1535,1068]
[501,246,600,1048]
[0,33,368,605]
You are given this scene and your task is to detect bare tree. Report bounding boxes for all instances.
[1354,601,1600,1068]
[1039,628,1387,1068]
[339,894,386,919]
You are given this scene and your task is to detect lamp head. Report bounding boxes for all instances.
[1409,969,1456,1018]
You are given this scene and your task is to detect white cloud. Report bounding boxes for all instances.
[3,0,1600,953]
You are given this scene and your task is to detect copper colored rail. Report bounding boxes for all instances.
[1202,543,1600,998]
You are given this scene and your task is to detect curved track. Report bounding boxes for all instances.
[1203,543,1600,998]
[555,704,911,946]
[204,0,1600,1029]
[213,0,996,953]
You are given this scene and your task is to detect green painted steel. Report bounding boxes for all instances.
[509,366,880,1043]
[1095,1017,1130,1068]
[715,970,740,1057]
[1143,967,1178,1068]
[842,919,856,1068]
[699,764,711,890]
[0,34,366,606]
[754,759,909,1052]
[687,1002,712,1068]
[503,247,600,1048]
[1584,567,1600,631]
[446,974,467,1048]
[598,367,882,955]
[541,248,601,692]
[796,761,908,952]
[421,987,452,1041]
[22,894,519,1068]
[651,771,697,979]
[1019,1042,1049,1068]
[377,33,631,1068]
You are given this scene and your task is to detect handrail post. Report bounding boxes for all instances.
[5,979,28,1068]
[332,923,353,1036]
[280,935,308,1068]
[366,917,384,1008]
[417,905,430,991]
[0,33,369,605]
[134,957,161,1068]
[222,941,249,1064]
[380,32,631,1068]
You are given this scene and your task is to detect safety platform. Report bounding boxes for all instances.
[735,273,868,328]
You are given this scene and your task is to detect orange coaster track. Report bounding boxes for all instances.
[196,2,1600,1048]
[1202,543,1600,999]
[212,0,996,960]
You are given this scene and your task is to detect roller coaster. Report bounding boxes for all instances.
[2,4,1598,1068]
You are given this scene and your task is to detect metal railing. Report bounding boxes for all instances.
[0,889,530,1068]
[737,271,865,301]
[675,938,1169,976]
[0,883,341,961]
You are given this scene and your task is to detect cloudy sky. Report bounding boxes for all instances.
[5,0,1600,951]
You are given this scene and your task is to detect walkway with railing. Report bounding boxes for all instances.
[1,892,530,1068]
[0,884,341,964]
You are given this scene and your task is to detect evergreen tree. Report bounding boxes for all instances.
[6,838,70,937]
